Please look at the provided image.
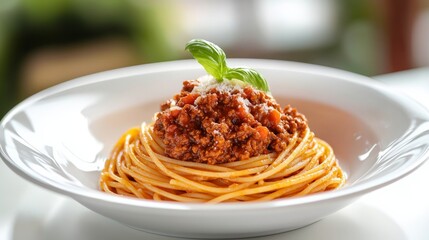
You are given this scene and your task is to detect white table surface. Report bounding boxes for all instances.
[1,68,428,240]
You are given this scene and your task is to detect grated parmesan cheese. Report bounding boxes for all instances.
[192,75,250,94]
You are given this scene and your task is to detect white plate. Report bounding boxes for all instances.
[1,60,429,239]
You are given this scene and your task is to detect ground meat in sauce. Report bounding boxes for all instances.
[153,79,308,164]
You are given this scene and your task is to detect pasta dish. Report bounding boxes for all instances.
[99,39,345,203]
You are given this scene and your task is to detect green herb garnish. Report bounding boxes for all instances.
[185,39,270,92]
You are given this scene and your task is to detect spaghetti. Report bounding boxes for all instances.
[99,122,345,203]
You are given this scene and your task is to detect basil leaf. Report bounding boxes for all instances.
[185,39,227,81]
[225,67,270,92]
[185,39,270,93]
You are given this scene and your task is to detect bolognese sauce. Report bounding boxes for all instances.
[153,76,307,164]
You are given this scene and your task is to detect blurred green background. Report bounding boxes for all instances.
[1,0,428,117]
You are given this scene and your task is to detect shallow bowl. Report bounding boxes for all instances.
[1,59,429,239]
